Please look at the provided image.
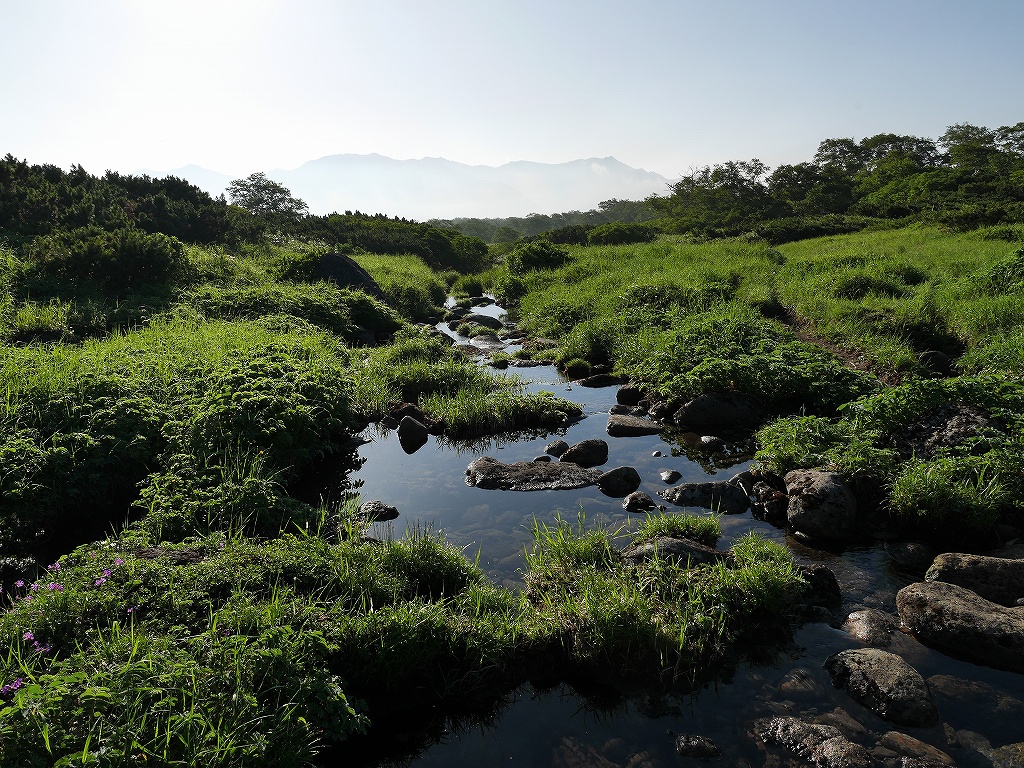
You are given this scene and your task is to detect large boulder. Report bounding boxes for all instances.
[784,470,856,541]
[596,466,642,497]
[357,500,399,523]
[823,648,938,727]
[464,312,503,330]
[672,392,762,429]
[925,552,1024,607]
[559,439,609,468]
[606,413,663,437]
[659,481,749,514]
[465,456,600,491]
[897,580,1024,673]
[754,716,873,768]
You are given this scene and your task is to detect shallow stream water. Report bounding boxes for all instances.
[312,301,1024,767]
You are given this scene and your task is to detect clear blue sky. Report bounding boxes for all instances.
[2,0,1022,178]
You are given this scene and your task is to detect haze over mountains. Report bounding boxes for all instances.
[149,155,672,220]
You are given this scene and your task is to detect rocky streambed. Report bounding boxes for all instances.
[313,298,1024,768]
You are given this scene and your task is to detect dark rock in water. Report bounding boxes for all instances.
[532,455,552,463]
[841,608,927,662]
[446,307,470,321]
[784,470,856,541]
[470,333,505,351]
[699,435,725,451]
[606,413,663,436]
[674,734,720,760]
[576,373,626,387]
[754,716,873,768]
[397,416,429,454]
[623,491,658,513]
[596,466,642,497]
[878,731,955,766]
[616,383,645,406]
[659,481,749,514]
[389,402,426,424]
[358,500,399,523]
[560,438,609,468]
[797,564,842,611]
[897,580,1024,673]
[925,552,1024,607]
[660,469,682,483]
[465,456,600,491]
[489,356,509,369]
[672,392,762,429]
[823,648,938,728]
[886,541,936,573]
[622,536,728,567]
[651,450,662,457]
[545,439,570,457]
[465,312,503,330]
[927,674,1024,724]
[750,481,789,523]
[509,358,546,368]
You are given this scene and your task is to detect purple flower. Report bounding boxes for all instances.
[95,578,106,586]
[46,582,62,591]
[14,580,24,588]
[0,677,24,697]
[113,558,123,567]
[102,570,111,578]
[29,583,39,592]
[47,563,60,572]
[22,631,33,642]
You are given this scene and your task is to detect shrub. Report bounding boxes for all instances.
[586,222,657,246]
[505,240,570,275]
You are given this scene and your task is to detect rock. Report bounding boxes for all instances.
[659,481,749,514]
[621,537,728,568]
[889,402,997,460]
[651,450,662,457]
[616,384,645,406]
[897,580,1024,673]
[918,350,953,376]
[673,392,763,430]
[465,456,600,491]
[623,491,658,513]
[675,734,720,760]
[313,251,388,300]
[545,439,570,457]
[927,674,1024,723]
[660,469,682,483]
[842,608,902,646]
[886,541,936,573]
[925,552,1024,607]
[784,470,857,541]
[812,708,868,741]
[953,730,1024,768]
[596,466,642,497]
[754,716,873,768]
[357,500,399,523]
[397,416,429,453]
[470,333,505,351]
[700,435,726,451]
[778,668,827,698]
[797,564,842,611]
[533,455,552,462]
[560,439,609,468]
[388,402,426,424]
[823,648,938,727]
[879,732,955,765]
[576,373,626,387]
[606,413,663,437]
[465,312,503,330]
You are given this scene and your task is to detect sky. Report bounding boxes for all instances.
[2,0,1023,181]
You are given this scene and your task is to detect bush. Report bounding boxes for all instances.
[586,222,657,246]
[505,240,570,275]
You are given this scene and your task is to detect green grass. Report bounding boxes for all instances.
[352,252,447,320]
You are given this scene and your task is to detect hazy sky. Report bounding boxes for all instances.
[2,0,1022,179]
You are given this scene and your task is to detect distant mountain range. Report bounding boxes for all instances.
[144,155,672,220]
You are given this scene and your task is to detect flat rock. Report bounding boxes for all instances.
[754,716,873,768]
[660,469,682,483]
[823,648,938,727]
[559,438,609,468]
[470,333,505,351]
[465,456,600,491]
[464,312,503,330]
[575,373,626,387]
[659,481,749,513]
[596,466,642,497]
[784,470,857,541]
[673,392,762,429]
[878,732,954,766]
[623,491,658,513]
[606,413,663,437]
[621,536,728,567]
[925,552,1024,607]
[897,580,1024,673]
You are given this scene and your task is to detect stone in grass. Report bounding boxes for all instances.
[596,466,641,497]
[606,413,662,437]
[823,648,938,728]
[621,537,728,568]
[358,500,399,523]
[616,383,645,406]
[465,456,600,491]
[784,469,856,541]
[559,438,609,468]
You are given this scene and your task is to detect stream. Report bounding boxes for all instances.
[312,299,1024,767]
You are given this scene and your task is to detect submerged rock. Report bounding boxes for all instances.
[886,541,936,573]
[623,491,659,513]
[878,731,955,766]
[606,413,663,437]
[559,438,609,468]
[659,481,749,514]
[784,470,856,541]
[672,392,763,429]
[897,580,1024,673]
[596,466,642,497]
[674,734,720,760]
[754,716,873,768]
[925,552,1024,607]
[823,648,938,727]
[465,456,600,491]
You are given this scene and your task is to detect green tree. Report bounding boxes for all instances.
[226,173,309,219]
